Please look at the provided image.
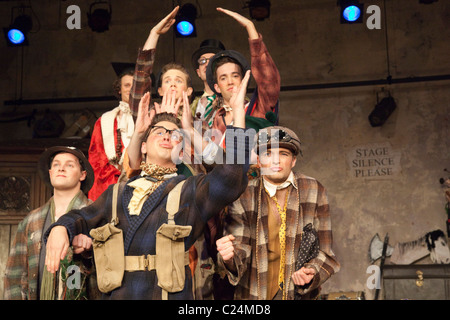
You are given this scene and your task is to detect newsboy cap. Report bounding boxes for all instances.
[255,126,302,156]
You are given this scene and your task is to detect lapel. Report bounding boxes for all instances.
[255,179,268,300]
[122,175,186,253]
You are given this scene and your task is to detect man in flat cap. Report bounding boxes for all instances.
[4,146,99,300]
[216,126,340,300]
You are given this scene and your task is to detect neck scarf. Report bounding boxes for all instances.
[40,192,80,300]
[127,163,178,216]
[101,101,134,167]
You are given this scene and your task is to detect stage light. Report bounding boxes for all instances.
[368,96,397,127]
[175,3,197,38]
[4,14,32,46]
[339,0,364,24]
[87,1,111,32]
[246,0,271,21]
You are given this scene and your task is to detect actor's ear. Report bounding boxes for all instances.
[157,86,164,97]
[214,83,222,94]
[186,87,193,98]
[141,141,147,158]
[291,156,297,169]
[79,170,87,182]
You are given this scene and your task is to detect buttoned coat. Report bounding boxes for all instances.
[218,172,340,300]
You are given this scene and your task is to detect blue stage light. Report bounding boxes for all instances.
[339,1,364,24]
[4,14,32,46]
[7,28,25,44]
[342,5,361,22]
[176,21,194,36]
[175,3,197,38]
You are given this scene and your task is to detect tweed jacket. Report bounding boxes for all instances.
[44,131,251,300]
[218,172,340,300]
[4,191,92,300]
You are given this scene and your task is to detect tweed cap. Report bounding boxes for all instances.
[38,146,94,193]
[255,126,302,156]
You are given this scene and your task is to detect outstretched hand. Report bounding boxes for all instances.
[154,90,182,116]
[229,70,251,129]
[217,7,258,39]
[136,92,155,135]
[144,6,179,50]
[152,6,179,35]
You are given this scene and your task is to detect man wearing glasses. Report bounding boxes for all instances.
[190,39,226,122]
[216,126,340,300]
[43,71,253,300]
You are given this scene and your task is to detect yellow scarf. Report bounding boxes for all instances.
[127,162,177,216]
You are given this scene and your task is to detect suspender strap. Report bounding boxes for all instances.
[166,180,186,224]
[111,182,120,225]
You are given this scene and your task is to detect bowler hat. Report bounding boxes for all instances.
[206,50,251,96]
[38,146,94,193]
[191,39,226,69]
[255,126,302,156]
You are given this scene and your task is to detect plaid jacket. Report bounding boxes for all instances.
[3,191,91,300]
[219,172,340,300]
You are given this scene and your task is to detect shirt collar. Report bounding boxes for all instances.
[263,171,297,197]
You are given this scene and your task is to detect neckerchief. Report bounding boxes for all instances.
[127,162,178,216]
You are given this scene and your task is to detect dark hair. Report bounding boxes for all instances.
[212,56,243,82]
[142,112,182,142]
[112,71,134,99]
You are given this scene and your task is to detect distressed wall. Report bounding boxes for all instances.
[0,0,449,299]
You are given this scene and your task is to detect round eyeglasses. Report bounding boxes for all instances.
[150,126,183,142]
[197,57,211,66]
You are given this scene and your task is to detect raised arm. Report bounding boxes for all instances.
[128,6,179,116]
[143,6,179,50]
[216,7,258,40]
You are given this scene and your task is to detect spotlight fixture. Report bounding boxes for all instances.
[338,0,364,24]
[246,0,271,21]
[4,14,32,46]
[175,3,197,38]
[87,1,111,33]
[368,96,397,127]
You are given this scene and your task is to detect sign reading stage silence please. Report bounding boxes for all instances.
[346,142,401,180]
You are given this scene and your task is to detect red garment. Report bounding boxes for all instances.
[88,117,123,201]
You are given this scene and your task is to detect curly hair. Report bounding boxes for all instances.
[112,70,134,99]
